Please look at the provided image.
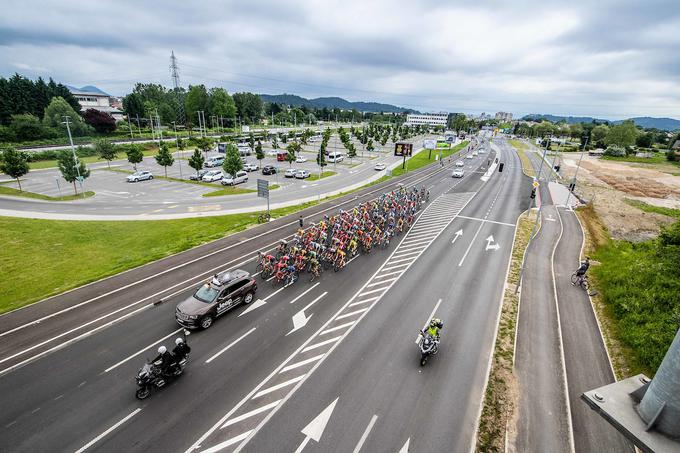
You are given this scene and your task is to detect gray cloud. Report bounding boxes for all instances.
[0,0,678,119]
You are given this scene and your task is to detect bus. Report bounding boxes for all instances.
[276,150,288,162]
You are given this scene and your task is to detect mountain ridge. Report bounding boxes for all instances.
[522,113,680,131]
[259,93,413,113]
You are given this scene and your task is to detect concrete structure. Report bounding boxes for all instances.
[405,112,448,126]
[495,111,513,122]
[69,88,124,121]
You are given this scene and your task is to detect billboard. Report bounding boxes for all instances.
[423,139,436,150]
[394,142,413,157]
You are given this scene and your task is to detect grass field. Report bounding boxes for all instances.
[601,153,677,165]
[577,202,680,376]
[624,199,680,219]
[392,141,468,177]
[0,200,316,313]
[508,140,536,177]
[307,171,336,181]
[0,186,95,201]
[28,148,164,170]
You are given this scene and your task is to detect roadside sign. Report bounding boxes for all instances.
[257,179,269,198]
[394,142,413,157]
[423,139,436,150]
[532,181,540,188]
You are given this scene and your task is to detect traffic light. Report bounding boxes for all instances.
[498,162,504,172]
[530,188,536,199]
[554,165,561,172]
[569,183,576,191]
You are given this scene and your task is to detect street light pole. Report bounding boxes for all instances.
[173,121,183,179]
[564,137,588,208]
[62,116,85,198]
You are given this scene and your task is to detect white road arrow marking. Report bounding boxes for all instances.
[295,398,339,453]
[451,229,463,244]
[238,298,266,317]
[287,292,328,336]
[545,214,557,222]
[485,235,500,251]
[399,438,410,453]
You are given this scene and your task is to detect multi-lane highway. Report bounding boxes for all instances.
[1,135,531,452]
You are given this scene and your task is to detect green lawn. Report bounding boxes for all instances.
[202,184,275,197]
[392,141,468,177]
[624,199,680,220]
[28,148,165,170]
[0,200,317,313]
[602,153,678,166]
[508,139,536,177]
[0,186,95,201]
[307,171,336,181]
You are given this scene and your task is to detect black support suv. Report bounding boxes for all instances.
[175,270,257,330]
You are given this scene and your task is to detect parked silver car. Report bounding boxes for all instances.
[221,170,249,185]
[127,170,153,182]
[202,170,224,182]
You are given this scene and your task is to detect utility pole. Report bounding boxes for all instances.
[155,110,163,146]
[149,115,155,142]
[169,51,185,125]
[127,115,134,139]
[172,121,183,179]
[197,111,203,138]
[564,137,588,208]
[62,116,85,198]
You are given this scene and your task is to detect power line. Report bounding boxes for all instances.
[170,50,186,124]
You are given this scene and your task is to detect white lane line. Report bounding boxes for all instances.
[253,375,305,399]
[289,283,321,304]
[358,287,388,297]
[320,321,355,335]
[349,297,379,307]
[1,303,152,376]
[201,431,253,453]
[74,408,141,453]
[458,220,485,267]
[456,215,516,227]
[206,327,257,364]
[379,262,411,273]
[373,270,404,279]
[390,244,425,254]
[352,414,378,453]
[400,236,434,247]
[105,328,182,372]
[221,401,281,429]
[415,298,443,343]
[302,336,342,353]
[391,249,423,259]
[366,277,398,288]
[336,307,369,320]
[386,256,416,266]
[279,354,325,373]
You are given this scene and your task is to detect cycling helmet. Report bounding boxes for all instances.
[175,338,184,345]
[158,346,167,354]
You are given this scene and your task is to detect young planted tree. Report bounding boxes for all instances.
[57,150,90,195]
[188,148,205,177]
[0,148,30,191]
[197,137,213,159]
[286,141,300,166]
[155,143,175,177]
[347,143,357,164]
[280,132,288,144]
[272,134,278,149]
[248,132,255,150]
[366,139,374,154]
[126,145,144,170]
[94,139,117,169]
[255,140,265,168]
[223,143,243,176]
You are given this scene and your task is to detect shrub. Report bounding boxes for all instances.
[603,145,626,157]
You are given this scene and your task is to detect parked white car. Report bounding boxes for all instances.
[295,169,310,179]
[295,156,308,163]
[243,163,259,172]
[127,170,153,182]
[374,163,387,171]
[284,168,298,178]
[455,161,465,167]
[221,170,248,185]
[202,170,224,182]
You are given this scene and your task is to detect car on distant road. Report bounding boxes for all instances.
[262,165,277,175]
[127,170,153,182]
[479,149,485,154]
[202,170,224,182]
[284,168,298,178]
[374,163,387,171]
[222,170,249,186]
[295,156,308,163]
[189,169,209,181]
[472,151,478,156]
[204,156,225,168]
[243,163,259,172]
[465,154,474,159]
[452,169,464,178]
[295,169,310,179]
[455,161,464,167]
[175,270,257,330]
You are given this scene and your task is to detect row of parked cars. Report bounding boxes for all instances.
[189,169,250,185]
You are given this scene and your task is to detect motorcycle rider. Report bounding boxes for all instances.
[172,337,191,361]
[152,345,174,376]
[426,318,444,340]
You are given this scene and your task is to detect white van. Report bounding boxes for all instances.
[327,152,344,163]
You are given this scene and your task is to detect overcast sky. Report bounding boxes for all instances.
[1,0,678,119]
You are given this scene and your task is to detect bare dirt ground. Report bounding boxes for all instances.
[559,153,679,241]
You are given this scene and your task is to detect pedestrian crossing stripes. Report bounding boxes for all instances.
[189,191,476,453]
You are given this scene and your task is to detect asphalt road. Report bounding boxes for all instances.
[511,140,633,453]
[0,135,438,219]
[1,134,527,453]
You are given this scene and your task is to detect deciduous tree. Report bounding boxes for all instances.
[57,150,90,194]
[0,148,29,191]
[155,143,175,177]
[188,148,205,176]
[126,145,144,170]
[94,139,117,168]
[83,108,117,133]
[223,143,243,176]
